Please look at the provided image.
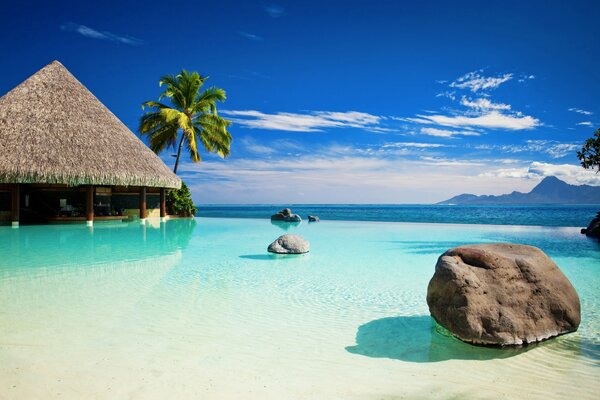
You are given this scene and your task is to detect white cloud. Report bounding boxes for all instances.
[450,71,513,92]
[239,32,263,41]
[179,152,539,204]
[436,91,457,101]
[475,140,580,159]
[60,23,143,45]
[482,162,600,185]
[410,111,539,130]
[222,110,382,132]
[543,143,580,158]
[460,97,511,111]
[517,74,536,83]
[569,108,593,116]
[419,156,485,167]
[381,142,449,148]
[420,127,481,137]
[238,137,275,155]
[576,121,593,127]
[264,5,285,17]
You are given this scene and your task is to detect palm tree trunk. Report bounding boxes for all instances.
[173,132,186,174]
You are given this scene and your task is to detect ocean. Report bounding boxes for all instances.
[196,204,600,228]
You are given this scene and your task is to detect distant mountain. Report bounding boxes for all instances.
[438,176,600,205]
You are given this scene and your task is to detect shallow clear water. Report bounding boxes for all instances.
[197,204,600,227]
[0,218,599,399]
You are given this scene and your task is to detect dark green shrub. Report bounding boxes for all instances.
[166,182,197,217]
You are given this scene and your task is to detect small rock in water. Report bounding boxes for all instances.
[426,243,580,346]
[271,208,302,222]
[582,212,600,238]
[268,234,310,254]
[308,215,320,222]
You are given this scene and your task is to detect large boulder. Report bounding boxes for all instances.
[426,243,580,346]
[308,215,320,222]
[581,212,600,238]
[271,208,302,222]
[267,234,310,254]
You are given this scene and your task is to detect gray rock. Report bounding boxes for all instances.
[308,215,320,222]
[271,208,301,222]
[267,234,310,254]
[287,214,302,222]
[426,243,580,346]
[582,212,600,238]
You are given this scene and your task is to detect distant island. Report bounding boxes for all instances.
[438,176,600,205]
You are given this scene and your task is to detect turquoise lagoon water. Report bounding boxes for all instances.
[0,218,599,399]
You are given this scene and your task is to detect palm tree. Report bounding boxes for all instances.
[139,70,232,174]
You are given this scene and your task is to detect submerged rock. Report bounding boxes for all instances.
[267,234,310,254]
[426,243,580,346]
[581,212,600,238]
[271,208,302,222]
[308,215,320,222]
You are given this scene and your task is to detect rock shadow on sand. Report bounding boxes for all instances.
[345,315,532,363]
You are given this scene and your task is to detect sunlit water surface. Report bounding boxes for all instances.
[1,218,599,399]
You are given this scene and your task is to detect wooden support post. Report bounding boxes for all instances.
[139,186,147,223]
[11,183,20,227]
[86,185,94,226]
[160,188,167,222]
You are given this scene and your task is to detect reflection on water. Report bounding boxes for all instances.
[239,253,308,261]
[0,219,197,269]
[346,315,533,362]
[270,220,301,231]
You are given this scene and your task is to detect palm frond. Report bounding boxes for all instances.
[140,68,232,167]
[141,101,172,111]
[148,123,180,153]
[192,87,227,114]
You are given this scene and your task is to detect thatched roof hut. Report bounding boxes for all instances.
[0,60,181,189]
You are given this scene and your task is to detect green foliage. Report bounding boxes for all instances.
[167,182,197,217]
[577,128,600,172]
[139,70,232,174]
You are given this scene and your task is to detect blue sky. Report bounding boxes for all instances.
[1,0,599,203]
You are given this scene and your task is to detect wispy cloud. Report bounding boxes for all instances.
[239,31,263,41]
[264,4,285,18]
[221,110,382,132]
[239,136,304,155]
[177,155,500,203]
[449,70,513,92]
[381,142,450,149]
[238,137,275,155]
[436,91,456,101]
[576,121,593,127]
[517,74,536,83]
[569,108,593,116]
[418,156,485,167]
[408,111,539,130]
[60,22,143,45]
[475,140,580,159]
[177,146,559,203]
[420,127,481,137]
[409,70,540,133]
[460,97,511,111]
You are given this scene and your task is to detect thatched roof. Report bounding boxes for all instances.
[0,61,181,189]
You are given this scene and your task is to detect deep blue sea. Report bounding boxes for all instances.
[196,204,600,228]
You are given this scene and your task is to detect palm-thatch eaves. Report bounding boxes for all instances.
[0,61,182,225]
